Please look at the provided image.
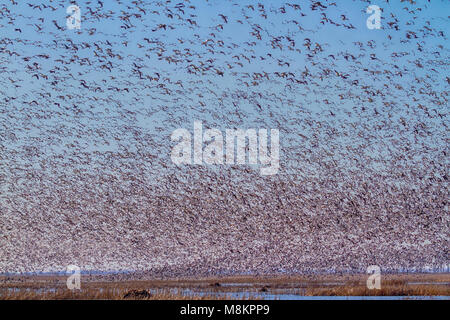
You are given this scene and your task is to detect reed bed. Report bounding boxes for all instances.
[1,273,448,299]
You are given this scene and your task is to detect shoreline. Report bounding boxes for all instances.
[1,273,448,299]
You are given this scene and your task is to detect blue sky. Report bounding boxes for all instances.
[1,0,448,180]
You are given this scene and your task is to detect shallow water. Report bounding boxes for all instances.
[2,280,448,300]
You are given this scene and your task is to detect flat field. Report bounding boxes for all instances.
[1,273,448,300]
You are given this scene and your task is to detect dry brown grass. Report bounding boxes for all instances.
[1,288,233,300]
[304,283,449,296]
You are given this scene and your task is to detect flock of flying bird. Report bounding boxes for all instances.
[0,0,448,275]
